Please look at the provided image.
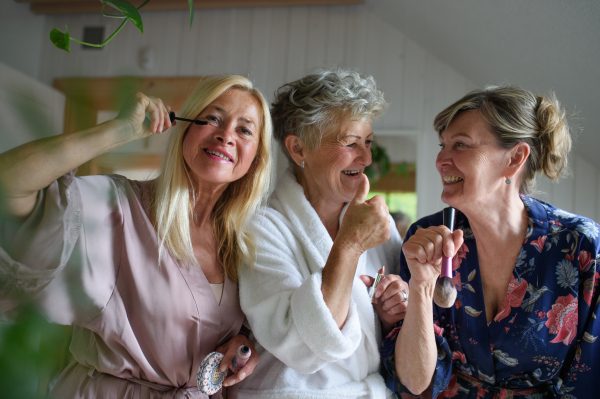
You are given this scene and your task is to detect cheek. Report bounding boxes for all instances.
[326,147,352,168]
[238,140,259,167]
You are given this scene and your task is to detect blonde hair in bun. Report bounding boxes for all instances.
[434,85,572,194]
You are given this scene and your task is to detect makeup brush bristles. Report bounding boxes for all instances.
[433,276,457,308]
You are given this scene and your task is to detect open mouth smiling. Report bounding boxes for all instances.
[204,149,232,162]
[443,175,463,183]
[342,170,360,176]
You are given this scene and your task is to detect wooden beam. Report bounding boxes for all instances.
[54,77,204,111]
[26,0,363,14]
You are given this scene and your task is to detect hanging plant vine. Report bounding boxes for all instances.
[50,0,195,53]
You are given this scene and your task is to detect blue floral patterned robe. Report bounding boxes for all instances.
[381,195,600,399]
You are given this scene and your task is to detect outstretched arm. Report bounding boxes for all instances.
[0,92,172,218]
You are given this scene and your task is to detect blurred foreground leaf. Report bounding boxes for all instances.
[0,305,72,399]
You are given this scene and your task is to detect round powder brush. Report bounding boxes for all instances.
[433,207,457,308]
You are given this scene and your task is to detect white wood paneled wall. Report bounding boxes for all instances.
[536,157,600,223]
[38,5,598,222]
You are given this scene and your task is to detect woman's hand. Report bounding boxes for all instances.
[401,226,464,286]
[216,334,259,387]
[337,174,390,256]
[360,266,409,333]
[115,92,173,141]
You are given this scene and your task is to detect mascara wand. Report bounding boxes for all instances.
[169,111,208,125]
[433,207,457,308]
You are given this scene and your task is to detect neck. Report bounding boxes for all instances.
[295,168,344,239]
[461,190,528,254]
[190,180,229,230]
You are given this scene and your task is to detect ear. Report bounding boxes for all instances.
[284,135,306,167]
[506,142,530,178]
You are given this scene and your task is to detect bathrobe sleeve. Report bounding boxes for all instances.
[0,171,122,326]
[239,208,363,374]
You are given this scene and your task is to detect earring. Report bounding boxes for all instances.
[505,175,511,184]
[301,161,305,169]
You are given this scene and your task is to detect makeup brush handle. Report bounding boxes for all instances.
[441,256,452,278]
[439,207,456,279]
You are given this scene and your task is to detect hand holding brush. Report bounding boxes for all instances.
[433,207,457,308]
[402,207,463,308]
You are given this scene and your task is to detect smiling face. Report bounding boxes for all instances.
[182,88,261,190]
[301,119,373,206]
[436,110,511,210]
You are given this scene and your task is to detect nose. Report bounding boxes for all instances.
[356,145,372,167]
[436,147,452,170]
[214,124,235,146]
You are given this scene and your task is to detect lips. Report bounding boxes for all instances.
[204,147,233,162]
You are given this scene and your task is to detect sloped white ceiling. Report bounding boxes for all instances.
[368,0,600,167]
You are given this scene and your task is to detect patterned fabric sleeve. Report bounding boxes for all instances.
[551,231,600,399]
[380,223,453,398]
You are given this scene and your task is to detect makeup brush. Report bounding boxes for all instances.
[433,207,457,308]
[169,111,208,125]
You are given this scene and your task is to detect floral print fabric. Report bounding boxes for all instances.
[381,196,600,399]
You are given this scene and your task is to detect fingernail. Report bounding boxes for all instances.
[375,290,382,298]
[239,372,246,381]
[223,380,232,387]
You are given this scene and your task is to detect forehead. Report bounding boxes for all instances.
[440,109,494,141]
[206,88,262,125]
[327,118,373,141]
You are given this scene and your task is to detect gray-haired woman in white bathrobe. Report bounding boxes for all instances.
[237,68,409,399]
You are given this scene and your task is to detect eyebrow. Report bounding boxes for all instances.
[449,132,471,140]
[341,132,373,140]
[207,105,257,126]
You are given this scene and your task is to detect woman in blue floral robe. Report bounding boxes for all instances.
[384,86,600,399]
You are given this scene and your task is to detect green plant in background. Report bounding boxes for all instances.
[50,0,195,53]
[364,142,390,184]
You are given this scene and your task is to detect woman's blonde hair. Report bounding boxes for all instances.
[151,75,272,281]
[434,85,572,194]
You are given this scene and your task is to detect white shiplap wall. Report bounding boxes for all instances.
[37,5,599,222]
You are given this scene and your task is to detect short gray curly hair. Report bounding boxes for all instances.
[271,67,388,163]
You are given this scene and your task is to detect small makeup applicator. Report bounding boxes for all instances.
[433,207,457,308]
[169,111,208,125]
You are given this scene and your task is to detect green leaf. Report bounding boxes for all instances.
[50,26,71,53]
[188,0,194,30]
[104,0,144,33]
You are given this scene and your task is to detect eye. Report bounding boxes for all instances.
[438,144,445,150]
[366,139,373,146]
[454,142,466,148]
[240,127,253,136]
[205,115,220,126]
[346,142,357,148]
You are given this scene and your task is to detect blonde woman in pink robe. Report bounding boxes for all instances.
[0,75,272,399]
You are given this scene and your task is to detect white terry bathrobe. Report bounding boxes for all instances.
[238,167,402,399]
